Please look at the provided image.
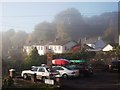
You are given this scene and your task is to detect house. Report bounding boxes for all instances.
[23,40,78,55]
[23,46,33,55]
[94,39,106,50]
[71,44,81,52]
[102,44,113,51]
[83,44,94,50]
[85,38,113,52]
[33,45,47,55]
[47,40,77,54]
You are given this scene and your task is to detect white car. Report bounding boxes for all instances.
[21,66,61,81]
[52,66,79,79]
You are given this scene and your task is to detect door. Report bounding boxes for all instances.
[37,67,45,80]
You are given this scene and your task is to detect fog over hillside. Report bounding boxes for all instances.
[1,8,118,59]
[33,8,118,44]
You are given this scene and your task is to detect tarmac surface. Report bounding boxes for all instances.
[3,71,120,90]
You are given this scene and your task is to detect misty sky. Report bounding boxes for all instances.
[0,2,118,33]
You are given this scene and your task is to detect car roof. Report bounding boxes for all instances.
[32,66,49,68]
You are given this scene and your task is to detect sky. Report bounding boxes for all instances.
[0,2,118,33]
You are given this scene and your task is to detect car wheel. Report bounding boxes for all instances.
[62,74,68,79]
[23,74,28,79]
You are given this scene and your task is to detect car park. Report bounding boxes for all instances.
[52,66,79,79]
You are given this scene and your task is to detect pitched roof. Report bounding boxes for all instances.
[50,40,77,45]
[94,39,106,49]
[102,44,113,51]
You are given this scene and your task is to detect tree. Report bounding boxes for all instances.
[2,30,28,60]
[24,47,41,68]
[111,45,120,59]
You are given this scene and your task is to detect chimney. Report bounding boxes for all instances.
[98,36,101,40]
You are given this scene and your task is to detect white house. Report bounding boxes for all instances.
[23,40,77,55]
[33,45,46,55]
[49,40,77,54]
[48,45,63,54]
[23,46,33,55]
[102,44,113,51]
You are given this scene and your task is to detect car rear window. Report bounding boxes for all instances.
[46,68,57,72]
[31,67,38,71]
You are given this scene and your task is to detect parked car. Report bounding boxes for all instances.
[109,60,120,72]
[69,64,93,77]
[77,64,93,77]
[52,66,79,79]
[21,65,61,82]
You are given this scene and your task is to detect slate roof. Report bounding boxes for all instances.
[50,40,77,45]
[94,39,106,49]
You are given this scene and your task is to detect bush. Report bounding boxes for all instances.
[2,76,14,89]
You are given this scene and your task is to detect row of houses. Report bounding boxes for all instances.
[23,40,78,55]
[23,38,113,56]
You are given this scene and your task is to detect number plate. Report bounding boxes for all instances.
[45,79,54,85]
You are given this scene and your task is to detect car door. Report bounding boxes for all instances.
[36,67,45,80]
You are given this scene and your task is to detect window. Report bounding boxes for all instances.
[58,67,64,70]
[38,46,40,50]
[65,46,67,50]
[39,68,45,72]
[65,66,77,70]
[59,46,61,51]
[54,46,56,50]
[31,67,38,71]
[54,67,64,70]
[46,68,56,72]
[41,46,43,50]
